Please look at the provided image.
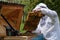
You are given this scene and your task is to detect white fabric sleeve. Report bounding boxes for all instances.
[40,8,57,18]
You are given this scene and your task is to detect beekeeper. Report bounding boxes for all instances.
[32,3,60,40]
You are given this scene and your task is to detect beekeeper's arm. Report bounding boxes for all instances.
[40,8,57,19]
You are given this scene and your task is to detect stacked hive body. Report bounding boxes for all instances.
[0,1,24,37]
[24,12,44,31]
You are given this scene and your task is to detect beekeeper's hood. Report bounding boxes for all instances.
[33,3,48,10]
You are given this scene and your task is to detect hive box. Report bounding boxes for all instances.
[0,1,25,37]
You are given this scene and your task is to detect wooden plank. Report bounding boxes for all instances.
[0,16,7,37]
[4,36,33,40]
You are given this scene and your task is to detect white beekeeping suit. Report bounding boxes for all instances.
[32,3,60,40]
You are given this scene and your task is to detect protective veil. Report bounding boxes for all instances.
[32,3,60,40]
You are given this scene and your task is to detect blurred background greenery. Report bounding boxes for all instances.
[0,0,60,33]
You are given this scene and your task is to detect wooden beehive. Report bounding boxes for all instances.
[0,1,25,37]
[0,1,25,30]
[24,11,45,31]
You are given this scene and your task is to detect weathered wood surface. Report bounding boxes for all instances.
[4,36,33,40]
[1,5,24,30]
[0,2,24,37]
[0,2,24,31]
[24,12,44,31]
[0,16,7,37]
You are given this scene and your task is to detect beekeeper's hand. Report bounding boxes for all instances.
[32,8,41,13]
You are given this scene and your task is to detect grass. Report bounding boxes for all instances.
[20,22,27,34]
